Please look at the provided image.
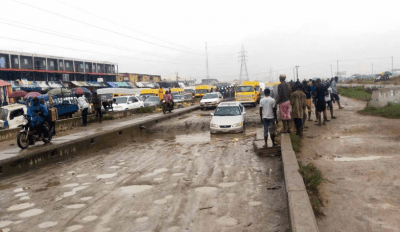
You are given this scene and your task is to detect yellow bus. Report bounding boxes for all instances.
[235,84,258,106]
[140,88,165,101]
[241,81,261,104]
[170,88,184,94]
[195,85,212,97]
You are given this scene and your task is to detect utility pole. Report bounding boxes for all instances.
[238,45,249,82]
[176,72,178,82]
[330,65,333,77]
[392,57,393,74]
[337,60,339,78]
[372,64,373,75]
[205,42,209,79]
[293,68,295,81]
[295,65,299,81]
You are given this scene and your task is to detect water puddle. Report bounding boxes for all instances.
[81,197,93,201]
[14,187,29,193]
[216,216,238,226]
[334,156,389,162]
[109,166,120,169]
[61,186,88,199]
[66,204,86,209]
[172,173,185,176]
[13,221,23,225]
[105,182,114,185]
[195,187,218,194]
[97,173,117,179]
[63,183,80,188]
[38,221,58,228]
[154,177,163,181]
[76,174,89,178]
[175,132,211,144]
[0,221,13,228]
[18,208,44,218]
[66,225,83,232]
[7,203,35,211]
[136,217,149,222]
[15,192,28,197]
[249,201,261,206]
[82,215,98,222]
[164,195,173,200]
[154,199,167,205]
[119,185,153,194]
[20,196,30,201]
[154,168,169,173]
[218,182,237,188]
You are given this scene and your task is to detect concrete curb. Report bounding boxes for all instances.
[280,133,319,232]
[0,105,199,178]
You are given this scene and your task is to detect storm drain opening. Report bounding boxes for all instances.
[119,130,123,135]
[0,166,2,174]
[51,151,57,157]
[91,138,95,144]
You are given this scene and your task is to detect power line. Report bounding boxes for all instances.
[54,0,202,53]
[0,36,208,65]
[9,0,201,54]
[0,19,212,63]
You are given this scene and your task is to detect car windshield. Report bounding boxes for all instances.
[236,86,254,92]
[114,97,128,104]
[196,89,208,94]
[141,94,154,98]
[144,96,159,102]
[174,95,183,100]
[203,94,218,99]
[0,108,8,121]
[214,106,241,116]
[255,86,260,91]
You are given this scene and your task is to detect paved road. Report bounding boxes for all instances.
[0,106,289,232]
[299,97,400,232]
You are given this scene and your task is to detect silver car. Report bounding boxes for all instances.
[210,102,246,133]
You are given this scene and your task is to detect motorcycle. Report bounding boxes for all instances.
[17,114,52,149]
[162,100,173,114]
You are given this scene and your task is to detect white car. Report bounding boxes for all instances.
[210,102,246,133]
[0,104,28,129]
[111,96,144,111]
[200,92,223,110]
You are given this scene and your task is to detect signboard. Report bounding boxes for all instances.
[97,78,103,82]
[335,71,346,75]
[124,77,129,81]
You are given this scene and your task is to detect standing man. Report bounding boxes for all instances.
[331,76,344,109]
[158,87,164,102]
[275,74,292,133]
[92,92,102,123]
[259,88,277,147]
[302,80,312,122]
[77,94,89,126]
[325,83,336,120]
[315,78,328,126]
[290,84,307,138]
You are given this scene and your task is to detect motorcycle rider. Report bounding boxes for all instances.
[163,90,173,110]
[27,97,50,138]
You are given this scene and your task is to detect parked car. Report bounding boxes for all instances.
[0,104,28,129]
[144,96,161,107]
[183,93,193,100]
[210,102,246,133]
[112,96,144,111]
[200,92,223,110]
[174,95,185,103]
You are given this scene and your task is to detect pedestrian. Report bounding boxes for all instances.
[325,83,337,120]
[91,92,102,123]
[259,88,277,147]
[315,78,328,126]
[331,76,344,109]
[311,80,317,122]
[275,74,292,133]
[302,80,312,122]
[77,94,89,126]
[290,83,307,138]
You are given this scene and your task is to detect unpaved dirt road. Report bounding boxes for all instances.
[0,107,289,232]
[299,97,400,232]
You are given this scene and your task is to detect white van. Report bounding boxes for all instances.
[0,104,28,129]
[111,96,144,111]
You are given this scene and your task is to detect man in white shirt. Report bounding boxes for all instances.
[77,94,89,126]
[259,88,277,147]
[325,83,337,120]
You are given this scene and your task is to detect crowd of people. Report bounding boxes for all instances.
[260,74,344,147]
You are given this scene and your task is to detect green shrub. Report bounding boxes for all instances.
[362,103,400,118]
[137,107,153,113]
[299,164,322,188]
[290,134,300,152]
[338,87,371,101]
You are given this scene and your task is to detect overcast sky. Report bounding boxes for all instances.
[1,0,400,82]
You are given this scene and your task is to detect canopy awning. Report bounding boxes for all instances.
[0,80,11,87]
[107,82,118,88]
[47,81,66,88]
[88,81,107,87]
[71,81,90,87]
[115,82,130,88]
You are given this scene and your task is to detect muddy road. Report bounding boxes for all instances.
[0,106,289,232]
[299,97,400,232]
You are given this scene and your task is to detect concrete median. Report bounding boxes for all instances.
[280,133,319,232]
[0,105,199,178]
